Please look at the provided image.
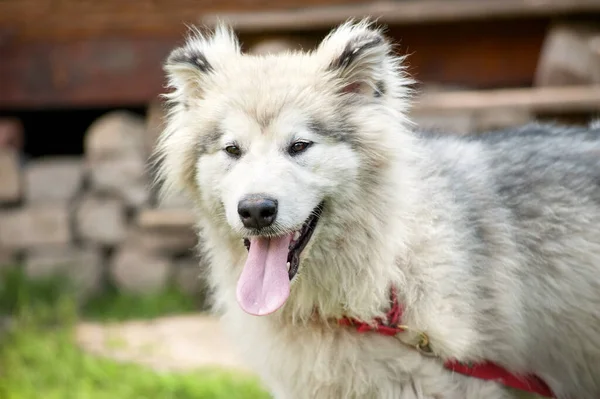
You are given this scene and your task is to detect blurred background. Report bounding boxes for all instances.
[0,1,599,398]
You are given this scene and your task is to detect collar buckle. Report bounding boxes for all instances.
[396,325,436,358]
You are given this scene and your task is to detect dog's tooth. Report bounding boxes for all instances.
[286,262,291,271]
[293,231,301,241]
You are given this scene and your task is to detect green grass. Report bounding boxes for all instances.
[82,284,200,322]
[0,265,201,323]
[0,267,270,399]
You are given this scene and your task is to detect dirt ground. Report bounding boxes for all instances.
[75,314,253,374]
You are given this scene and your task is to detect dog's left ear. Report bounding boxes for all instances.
[317,21,392,97]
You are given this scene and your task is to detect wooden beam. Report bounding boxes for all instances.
[0,0,367,42]
[0,18,548,109]
[386,19,547,89]
[200,0,600,33]
[413,85,600,114]
[0,37,176,109]
[2,0,599,42]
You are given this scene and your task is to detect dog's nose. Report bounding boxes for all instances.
[237,196,278,229]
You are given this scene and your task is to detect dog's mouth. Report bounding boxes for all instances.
[243,202,324,281]
[236,202,324,317]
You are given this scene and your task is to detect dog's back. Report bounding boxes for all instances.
[420,123,600,397]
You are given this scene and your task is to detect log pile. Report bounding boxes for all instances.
[0,109,202,301]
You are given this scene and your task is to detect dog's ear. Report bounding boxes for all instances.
[317,20,392,97]
[164,24,240,102]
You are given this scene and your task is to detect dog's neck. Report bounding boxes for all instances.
[281,152,437,324]
[287,211,407,320]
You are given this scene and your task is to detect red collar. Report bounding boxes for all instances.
[337,287,555,398]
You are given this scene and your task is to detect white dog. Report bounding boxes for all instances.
[155,20,600,399]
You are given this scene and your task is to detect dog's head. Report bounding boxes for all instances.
[156,21,413,316]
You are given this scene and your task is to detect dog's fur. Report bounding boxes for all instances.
[154,21,600,399]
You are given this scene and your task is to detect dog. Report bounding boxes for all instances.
[154,20,600,399]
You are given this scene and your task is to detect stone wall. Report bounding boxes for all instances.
[0,106,204,301]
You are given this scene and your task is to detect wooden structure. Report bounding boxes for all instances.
[1,0,599,111]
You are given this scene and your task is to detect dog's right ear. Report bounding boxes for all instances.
[164,24,240,102]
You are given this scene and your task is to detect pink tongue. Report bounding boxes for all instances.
[236,234,293,316]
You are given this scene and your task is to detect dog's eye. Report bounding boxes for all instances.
[224,145,242,158]
[289,140,313,155]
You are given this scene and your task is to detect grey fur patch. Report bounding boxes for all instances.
[417,122,600,397]
[374,81,386,97]
[328,34,383,71]
[165,99,189,111]
[197,127,224,155]
[168,48,214,73]
[308,118,354,142]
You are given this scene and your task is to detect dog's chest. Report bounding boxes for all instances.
[220,308,507,399]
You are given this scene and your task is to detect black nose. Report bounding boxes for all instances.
[237,195,278,229]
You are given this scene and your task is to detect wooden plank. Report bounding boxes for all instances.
[386,19,547,89]
[0,18,547,109]
[0,37,176,109]
[247,18,548,88]
[2,0,599,42]
[0,0,367,42]
[413,85,600,114]
[200,0,600,33]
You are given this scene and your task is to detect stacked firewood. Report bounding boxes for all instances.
[0,107,204,301]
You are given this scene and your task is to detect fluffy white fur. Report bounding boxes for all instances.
[154,21,600,399]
